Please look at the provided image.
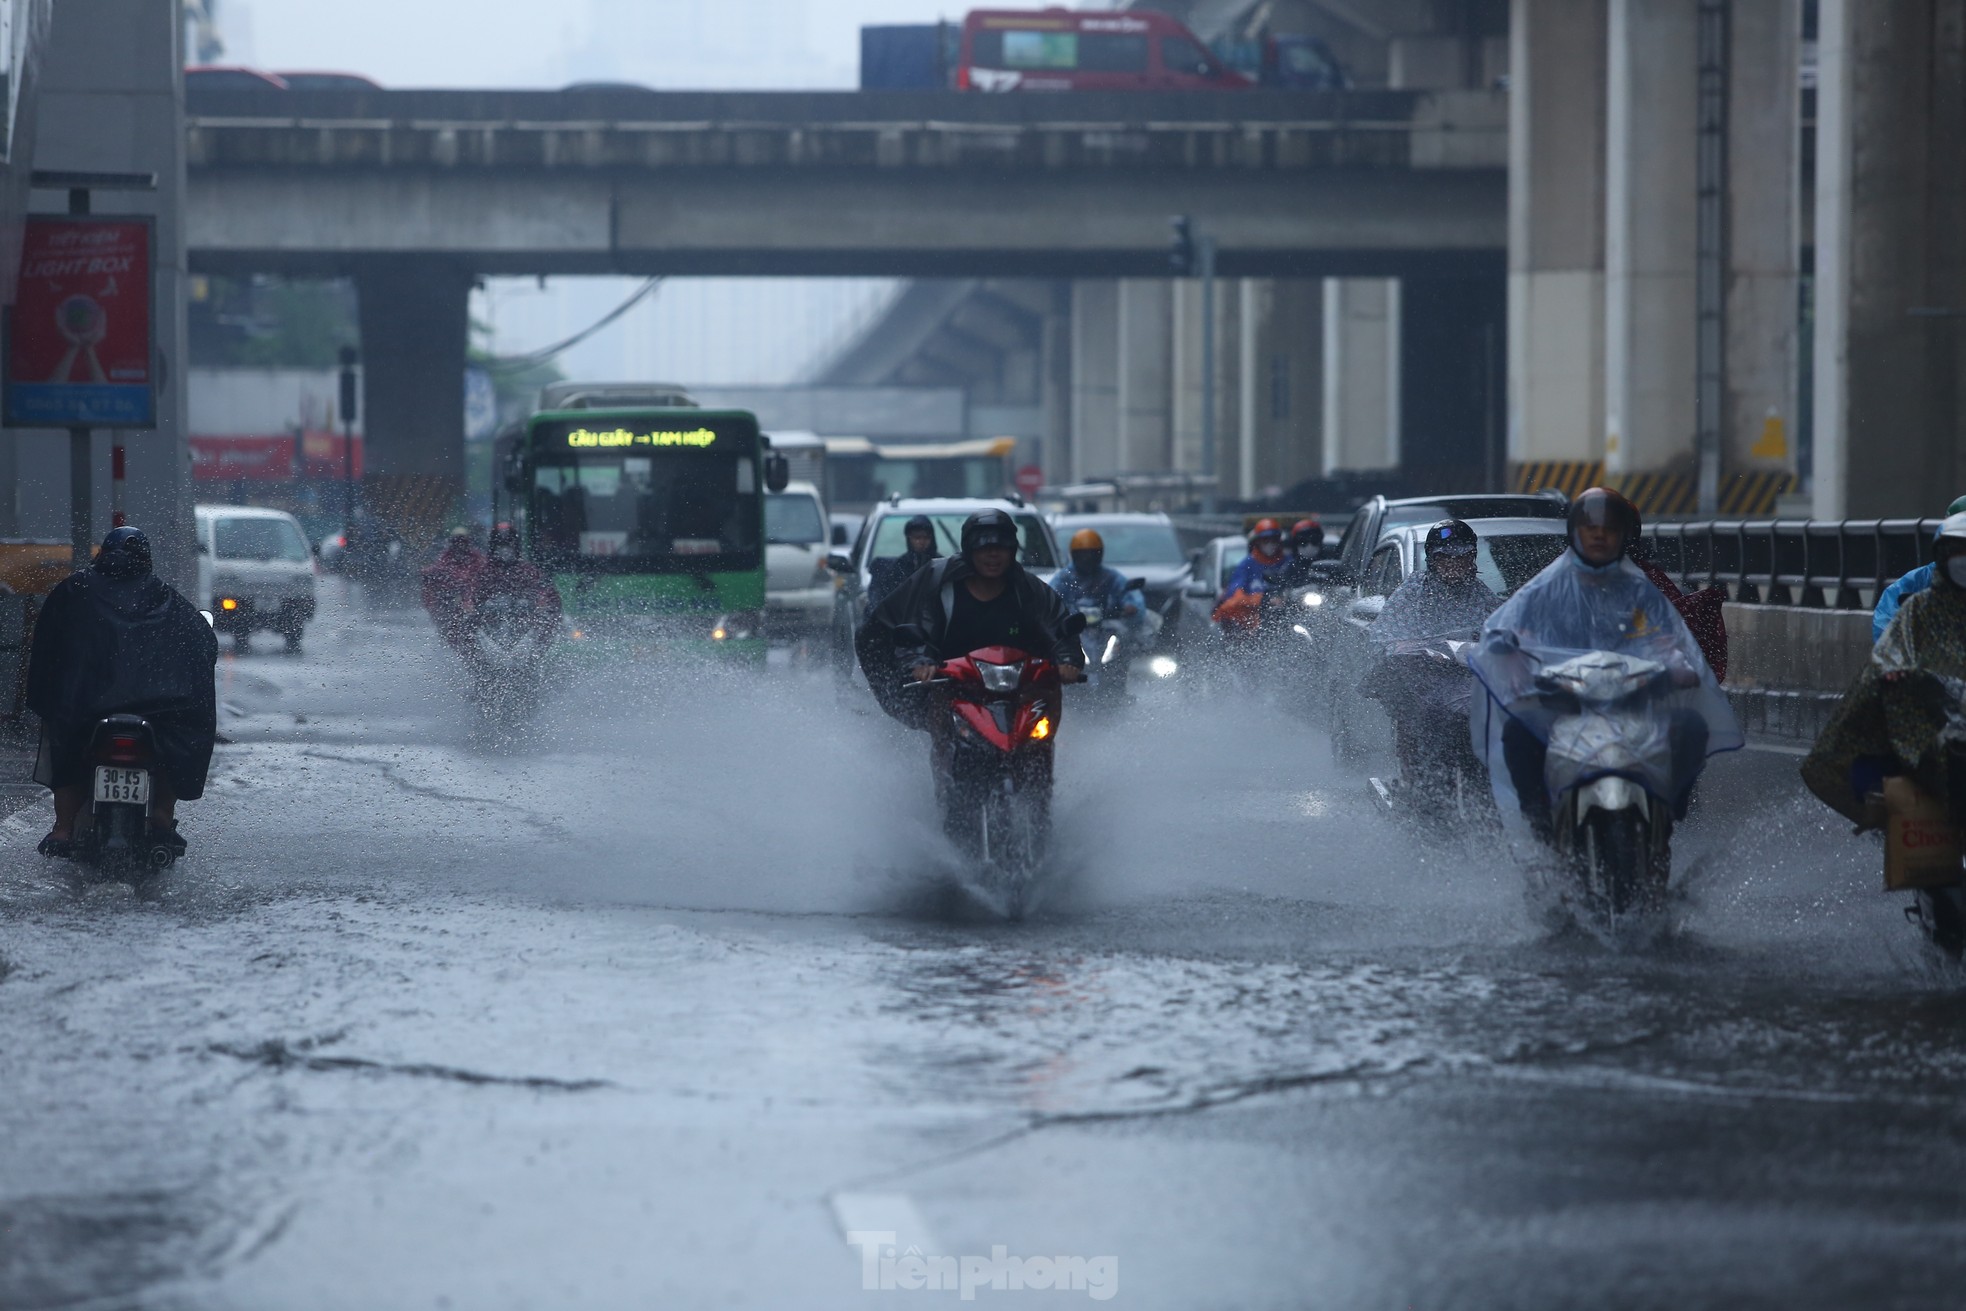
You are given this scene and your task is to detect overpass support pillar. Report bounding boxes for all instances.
[1116,280,1172,474]
[354,258,473,529]
[1603,0,1698,480]
[1069,282,1120,485]
[1321,279,1400,476]
[1508,0,1607,481]
[1813,0,1966,518]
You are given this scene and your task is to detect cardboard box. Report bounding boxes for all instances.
[1882,776,1965,891]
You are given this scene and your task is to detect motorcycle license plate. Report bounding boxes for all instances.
[93,766,151,806]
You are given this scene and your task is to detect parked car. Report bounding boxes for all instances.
[1049,512,1190,650]
[1326,517,1571,766]
[195,505,318,652]
[765,481,833,641]
[827,496,1061,687]
[955,8,1249,92]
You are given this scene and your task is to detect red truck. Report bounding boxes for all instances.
[953,8,1248,92]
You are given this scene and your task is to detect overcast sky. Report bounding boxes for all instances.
[225,0,980,382]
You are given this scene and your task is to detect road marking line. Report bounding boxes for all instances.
[831,1191,940,1257]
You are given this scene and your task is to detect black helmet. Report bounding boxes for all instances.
[93,525,152,580]
[959,509,1020,558]
[1567,487,1640,564]
[1422,519,1477,562]
[904,514,935,544]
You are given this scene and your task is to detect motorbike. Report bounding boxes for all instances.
[1362,633,1487,824]
[1071,578,1158,709]
[462,592,555,723]
[1877,671,1966,959]
[1527,651,1681,921]
[69,714,180,881]
[905,640,1072,918]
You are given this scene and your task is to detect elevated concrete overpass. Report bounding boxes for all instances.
[185,88,1504,280]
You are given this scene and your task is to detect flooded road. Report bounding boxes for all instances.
[3,587,1964,1308]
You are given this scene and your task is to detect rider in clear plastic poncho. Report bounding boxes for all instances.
[1466,488,1742,836]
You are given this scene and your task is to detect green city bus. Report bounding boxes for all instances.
[498,388,788,663]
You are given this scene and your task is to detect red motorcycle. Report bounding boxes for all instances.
[909,643,1066,916]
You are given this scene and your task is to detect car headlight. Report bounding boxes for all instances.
[1149,656,1179,678]
[1301,591,1325,608]
[1101,633,1119,665]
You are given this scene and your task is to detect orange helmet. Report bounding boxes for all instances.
[1290,517,1322,549]
[1249,518,1284,543]
[1068,528,1105,552]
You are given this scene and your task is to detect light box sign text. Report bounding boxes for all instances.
[4,216,156,428]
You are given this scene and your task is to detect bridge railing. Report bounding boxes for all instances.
[1646,518,1944,609]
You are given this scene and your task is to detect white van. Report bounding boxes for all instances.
[764,480,832,639]
[194,505,318,651]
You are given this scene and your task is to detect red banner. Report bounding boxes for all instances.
[4,216,155,428]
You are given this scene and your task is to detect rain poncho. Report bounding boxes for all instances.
[26,569,219,799]
[1872,563,1936,642]
[1368,572,1499,644]
[1467,551,1741,817]
[1803,581,1966,825]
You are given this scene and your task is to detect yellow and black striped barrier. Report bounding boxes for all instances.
[1511,461,1797,518]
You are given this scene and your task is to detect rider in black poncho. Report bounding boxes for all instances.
[26,526,219,857]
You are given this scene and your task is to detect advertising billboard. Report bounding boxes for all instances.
[4,215,155,428]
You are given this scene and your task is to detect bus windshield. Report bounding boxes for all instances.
[532,449,759,565]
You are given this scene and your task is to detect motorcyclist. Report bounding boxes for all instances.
[1047,529,1148,641]
[856,509,1085,726]
[1804,512,1966,825]
[1212,518,1287,637]
[1468,488,1738,836]
[25,527,218,858]
[1872,494,1966,641]
[1362,520,1499,789]
[1369,519,1498,640]
[1268,517,1327,591]
[420,526,486,651]
[1623,507,1729,681]
[464,522,562,648]
[867,514,940,609]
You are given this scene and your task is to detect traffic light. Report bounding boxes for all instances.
[1169,215,1195,277]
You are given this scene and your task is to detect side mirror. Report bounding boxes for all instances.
[826,552,852,573]
[199,609,215,627]
[309,541,320,557]
[1063,612,1088,637]
[1125,577,1147,592]
[1348,595,1386,622]
[832,524,849,547]
[1308,559,1347,583]
[764,454,791,493]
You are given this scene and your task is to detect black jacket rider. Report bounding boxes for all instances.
[858,554,1084,685]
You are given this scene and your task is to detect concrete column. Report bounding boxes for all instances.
[1321,279,1401,474]
[1238,279,1260,501]
[1115,279,1171,472]
[354,259,474,486]
[23,0,191,586]
[1813,0,1966,518]
[1726,0,1801,475]
[1402,276,1507,492]
[1604,0,1699,476]
[1039,281,1071,487]
[1068,281,1119,482]
[1170,278,1204,475]
[1507,0,1607,467]
[1258,278,1325,493]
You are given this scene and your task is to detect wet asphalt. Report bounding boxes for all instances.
[2,584,1963,1310]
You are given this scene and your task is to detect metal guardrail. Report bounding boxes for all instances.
[1645,518,1946,608]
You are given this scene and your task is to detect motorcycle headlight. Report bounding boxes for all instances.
[1101,634,1119,665]
[710,610,763,641]
[1149,656,1179,678]
[1301,591,1325,608]
[975,659,1025,692]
